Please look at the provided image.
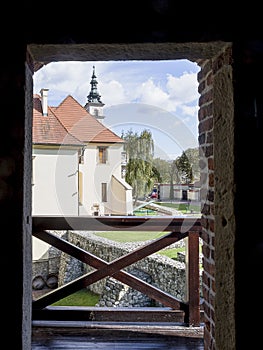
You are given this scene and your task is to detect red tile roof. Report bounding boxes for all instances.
[33,94,124,146]
[33,95,83,146]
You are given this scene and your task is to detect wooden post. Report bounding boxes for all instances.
[187,231,200,326]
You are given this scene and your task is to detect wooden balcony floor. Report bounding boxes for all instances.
[32,321,204,349]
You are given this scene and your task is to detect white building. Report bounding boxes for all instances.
[32,67,133,259]
[157,183,200,201]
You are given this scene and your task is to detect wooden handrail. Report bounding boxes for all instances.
[32,215,202,232]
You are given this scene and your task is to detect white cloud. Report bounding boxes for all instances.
[166,72,199,103]
[33,60,200,158]
[135,78,170,106]
[100,80,127,105]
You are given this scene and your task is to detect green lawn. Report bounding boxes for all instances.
[94,231,166,243]
[94,231,202,264]
[52,288,100,306]
[94,231,186,260]
[156,201,201,214]
[158,246,186,259]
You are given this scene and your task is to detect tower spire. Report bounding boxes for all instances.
[87,66,103,103]
[84,66,105,123]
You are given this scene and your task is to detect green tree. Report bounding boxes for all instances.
[153,148,200,185]
[168,160,181,199]
[153,158,170,183]
[176,150,194,184]
[152,148,200,200]
[184,147,200,181]
[122,129,160,203]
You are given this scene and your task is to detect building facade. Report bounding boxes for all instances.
[32,69,133,259]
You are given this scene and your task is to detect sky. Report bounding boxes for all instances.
[33,59,200,160]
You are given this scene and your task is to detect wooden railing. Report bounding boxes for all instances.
[32,215,202,327]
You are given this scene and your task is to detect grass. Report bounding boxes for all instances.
[134,209,158,216]
[94,231,202,265]
[94,231,166,243]
[94,231,187,260]
[156,201,201,214]
[133,201,201,216]
[52,288,100,306]
[157,246,186,259]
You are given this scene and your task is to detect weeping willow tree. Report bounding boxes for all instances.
[122,129,161,204]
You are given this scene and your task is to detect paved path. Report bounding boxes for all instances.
[134,200,201,217]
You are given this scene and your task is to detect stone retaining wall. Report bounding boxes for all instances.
[33,231,201,307]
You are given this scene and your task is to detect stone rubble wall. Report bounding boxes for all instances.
[58,231,187,306]
[32,231,66,289]
[32,231,202,307]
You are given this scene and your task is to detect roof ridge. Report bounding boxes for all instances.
[54,95,124,143]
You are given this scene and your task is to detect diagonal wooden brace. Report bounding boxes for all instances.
[32,230,188,310]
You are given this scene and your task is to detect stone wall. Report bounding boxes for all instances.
[32,230,203,307]
[197,46,234,349]
[32,232,65,289]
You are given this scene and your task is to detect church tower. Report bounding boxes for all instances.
[84,66,105,123]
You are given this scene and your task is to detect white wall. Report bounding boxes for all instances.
[159,183,200,201]
[110,175,133,215]
[32,147,79,260]
[79,143,126,215]
[32,148,79,215]
[32,143,132,258]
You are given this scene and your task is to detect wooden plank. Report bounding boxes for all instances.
[32,321,205,349]
[32,335,204,350]
[32,306,185,323]
[32,216,202,232]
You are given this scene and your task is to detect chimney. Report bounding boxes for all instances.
[40,88,49,116]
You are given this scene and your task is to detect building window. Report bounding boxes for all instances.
[98,147,108,164]
[101,183,107,202]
